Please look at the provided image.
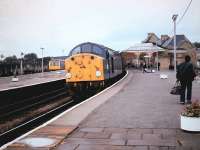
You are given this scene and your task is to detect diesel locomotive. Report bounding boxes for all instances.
[65,42,124,89]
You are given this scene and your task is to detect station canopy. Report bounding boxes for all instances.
[124,43,164,53]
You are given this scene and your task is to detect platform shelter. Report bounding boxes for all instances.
[121,43,164,69]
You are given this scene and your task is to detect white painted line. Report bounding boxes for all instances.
[0,71,128,150]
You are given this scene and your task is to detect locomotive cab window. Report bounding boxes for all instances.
[82,44,92,53]
[70,43,108,58]
[60,60,65,67]
[49,61,53,66]
[71,46,81,55]
[50,60,59,66]
[93,45,106,57]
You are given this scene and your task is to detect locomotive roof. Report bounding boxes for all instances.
[50,56,68,60]
[69,42,118,57]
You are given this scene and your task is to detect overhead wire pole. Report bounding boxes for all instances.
[20,52,24,75]
[170,0,193,34]
[170,0,192,74]
[40,47,44,73]
[157,50,159,71]
[172,14,178,73]
[156,41,159,71]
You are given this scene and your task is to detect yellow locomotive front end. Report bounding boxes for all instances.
[65,53,104,84]
[65,42,123,89]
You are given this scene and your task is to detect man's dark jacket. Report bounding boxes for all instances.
[176,62,196,82]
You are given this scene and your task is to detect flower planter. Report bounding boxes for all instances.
[180,115,200,131]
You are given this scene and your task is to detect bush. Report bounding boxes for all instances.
[181,100,200,117]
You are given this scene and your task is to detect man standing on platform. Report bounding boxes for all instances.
[176,55,196,104]
[142,63,147,73]
[158,62,160,71]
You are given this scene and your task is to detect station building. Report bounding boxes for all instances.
[122,33,197,70]
[121,43,164,68]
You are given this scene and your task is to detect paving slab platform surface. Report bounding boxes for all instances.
[4,70,200,150]
[0,70,66,91]
[56,70,200,150]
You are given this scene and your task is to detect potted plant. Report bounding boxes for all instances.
[180,100,200,131]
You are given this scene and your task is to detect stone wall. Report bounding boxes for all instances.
[159,57,170,69]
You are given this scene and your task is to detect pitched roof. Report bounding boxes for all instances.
[161,35,194,50]
[143,33,160,44]
[142,33,194,50]
[50,56,68,60]
[156,35,170,46]
[124,43,164,52]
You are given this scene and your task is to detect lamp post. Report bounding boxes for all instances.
[155,41,159,71]
[172,14,178,73]
[156,51,159,71]
[20,52,24,75]
[40,47,44,73]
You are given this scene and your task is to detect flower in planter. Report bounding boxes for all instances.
[181,100,200,117]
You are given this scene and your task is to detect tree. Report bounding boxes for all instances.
[193,42,200,48]
[0,54,4,62]
[44,57,51,64]
[3,55,18,75]
[24,53,38,62]
[4,55,18,64]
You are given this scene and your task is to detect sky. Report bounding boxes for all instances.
[0,0,199,58]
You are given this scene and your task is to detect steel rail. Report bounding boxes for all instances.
[0,98,74,146]
[0,87,67,120]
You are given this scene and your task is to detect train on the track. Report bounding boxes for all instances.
[48,56,67,71]
[65,42,124,89]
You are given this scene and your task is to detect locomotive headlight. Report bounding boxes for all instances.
[96,71,101,77]
[66,73,71,79]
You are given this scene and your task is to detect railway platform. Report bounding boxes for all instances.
[0,70,66,91]
[3,70,200,150]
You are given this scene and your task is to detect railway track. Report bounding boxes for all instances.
[0,96,74,146]
[0,79,74,147]
[0,85,101,147]
[0,87,68,120]
[0,71,126,148]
